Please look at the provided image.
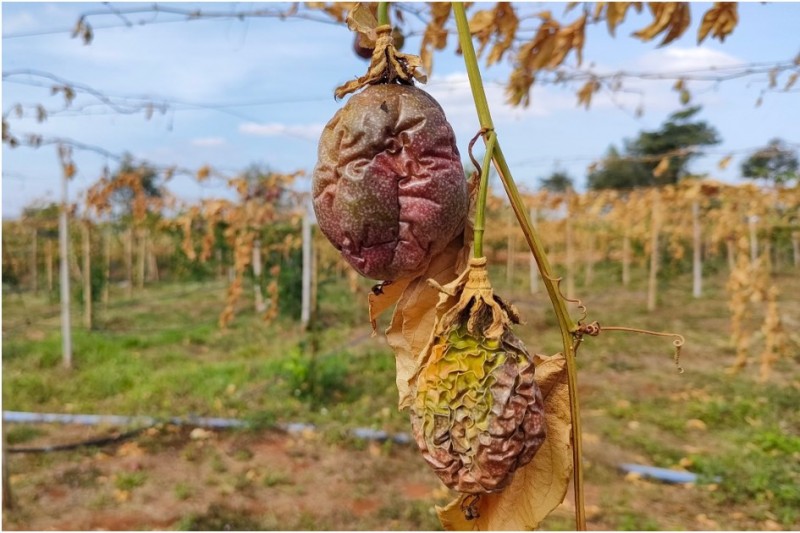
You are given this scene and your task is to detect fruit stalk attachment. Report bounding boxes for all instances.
[335,4,426,99]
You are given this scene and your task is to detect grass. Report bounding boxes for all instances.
[3,258,800,530]
[3,279,401,430]
[114,471,147,491]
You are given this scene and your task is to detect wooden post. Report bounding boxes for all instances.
[30,227,38,293]
[2,421,13,511]
[529,207,539,294]
[311,230,319,323]
[136,229,146,290]
[252,238,266,313]
[748,215,759,264]
[505,207,516,288]
[102,229,111,305]
[82,220,92,330]
[792,232,800,268]
[692,200,702,298]
[565,191,575,300]
[301,211,312,329]
[124,227,133,298]
[216,248,225,280]
[647,189,662,312]
[622,224,631,287]
[59,169,73,369]
[46,239,54,292]
[726,236,736,271]
[147,231,159,282]
[584,230,595,287]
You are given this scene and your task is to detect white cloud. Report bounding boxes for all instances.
[239,121,323,141]
[634,47,744,73]
[426,72,577,132]
[191,136,226,147]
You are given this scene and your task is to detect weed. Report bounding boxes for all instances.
[176,503,264,531]
[114,471,147,491]
[614,510,660,531]
[262,470,293,488]
[59,465,102,488]
[5,425,46,445]
[210,453,227,473]
[230,447,253,462]
[174,482,193,501]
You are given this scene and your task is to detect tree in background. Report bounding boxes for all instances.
[588,106,721,190]
[539,170,574,192]
[741,138,799,186]
[107,154,164,221]
[587,145,650,190]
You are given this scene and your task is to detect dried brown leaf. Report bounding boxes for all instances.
[633,2,686,44]
[368,277,413,333]
[653,156,670,177]
[420,3,452,75]
[605,2,633,36]
[658,3,691,46]
[469,9,495,57]
[785,72,799,91]
[437,352,571,530]
[698,2,738,43]
[486,4,519,67]
[717,154,733,170]
[387,235,469,409]
[576,79,600,109]
[768,68,779,89]
[347,2,380,45]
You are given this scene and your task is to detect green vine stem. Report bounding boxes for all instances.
[452,3,587,530]
[473,130,496,258]
[377,2,389,25]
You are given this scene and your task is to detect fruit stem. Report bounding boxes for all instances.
[377,2,389,25]
[473,130,496,259]
[453,3,587,530]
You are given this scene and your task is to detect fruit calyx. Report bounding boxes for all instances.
[335,5,426,99]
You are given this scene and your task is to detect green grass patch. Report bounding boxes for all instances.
[114,471,147,491]
[5,424,47,445]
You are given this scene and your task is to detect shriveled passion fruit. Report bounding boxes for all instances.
[312,84,468,280]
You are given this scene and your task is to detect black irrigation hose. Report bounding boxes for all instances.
[7,427,149,454]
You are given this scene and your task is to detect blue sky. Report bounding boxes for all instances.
[2,2,799,219]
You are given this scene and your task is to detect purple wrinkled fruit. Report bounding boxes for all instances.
[312,84,467,280]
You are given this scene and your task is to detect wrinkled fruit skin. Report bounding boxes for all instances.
[312,84,467,280]
[410,326,546,494]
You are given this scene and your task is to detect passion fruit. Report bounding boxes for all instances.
[312,84,467,280]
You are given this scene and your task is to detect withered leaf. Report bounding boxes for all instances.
[576,79,600,109]
[698,2,738,44]
[387,235,469,409]
[347,2,380,45]
[368,276,413,333]
[420,2,452,75]
[633,2,691,46]
[490,4,519,64]
[605,2,640,36]
[785,72,799,91]
[658,3,691,46]
[717,154,733,170]
[653,156,671,178]
[437,352,572,530]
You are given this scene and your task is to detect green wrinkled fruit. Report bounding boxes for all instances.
[410,324,546,494]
